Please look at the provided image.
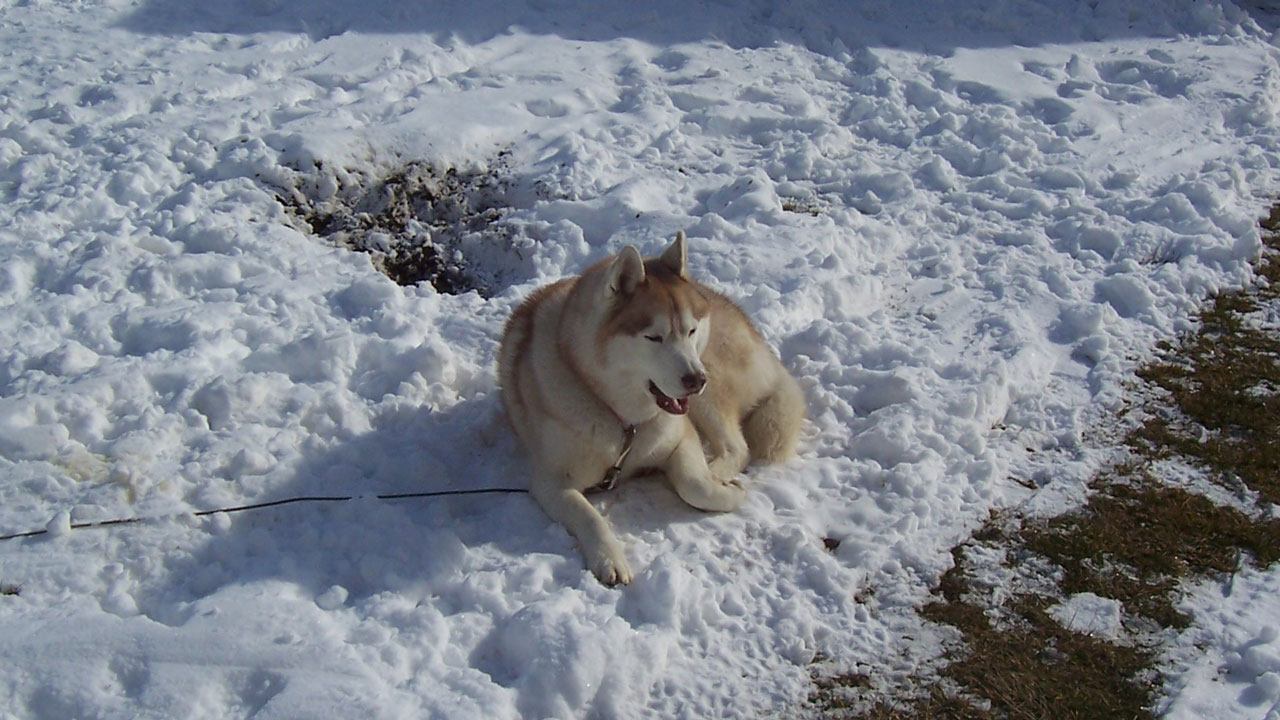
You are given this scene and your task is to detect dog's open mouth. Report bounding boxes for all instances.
[649,381,690,415]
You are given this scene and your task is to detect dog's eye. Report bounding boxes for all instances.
[644,334,663,343]
[688,328,696,337]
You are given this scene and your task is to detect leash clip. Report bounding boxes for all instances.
[588,424,637,494]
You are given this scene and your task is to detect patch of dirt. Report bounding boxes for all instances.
[275,154,518,296]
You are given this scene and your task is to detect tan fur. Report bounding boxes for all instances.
[498,232,804,584]
[690,283,804,480]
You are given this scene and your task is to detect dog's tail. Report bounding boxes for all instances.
[743,373,805,464]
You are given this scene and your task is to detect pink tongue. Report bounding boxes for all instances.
[655,391,690,415]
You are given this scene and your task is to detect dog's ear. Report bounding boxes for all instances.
[659,230,688,277]
[607,245,646,296]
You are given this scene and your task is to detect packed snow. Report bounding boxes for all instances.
[1161,564,1280,720]
[1049,592,1126,640]
[2,0,1280,717]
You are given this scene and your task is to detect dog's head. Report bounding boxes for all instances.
[599,231,710,416]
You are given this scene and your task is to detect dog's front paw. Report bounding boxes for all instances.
[690,478,747,512]
[717,479,748,510]
[586,542,633,586]
[708,455,747,486]
[707,459,735,486]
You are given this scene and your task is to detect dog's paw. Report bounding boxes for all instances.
[708,465,741,488]
[707,455,747,485]
[720,479,748,509]
[586,543,633,586]
[695,478,748,512]
[707,460,733,486]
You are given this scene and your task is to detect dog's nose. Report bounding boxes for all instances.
[682,372,707,394]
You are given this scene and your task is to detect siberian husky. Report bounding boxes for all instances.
[498,232,804,584]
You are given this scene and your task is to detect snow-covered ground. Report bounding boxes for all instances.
[2,1,1279,717]
[1161,564,1280,720]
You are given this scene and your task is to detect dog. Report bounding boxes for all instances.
[497,231,804,584]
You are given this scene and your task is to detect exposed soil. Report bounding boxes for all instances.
[275,154,517,296]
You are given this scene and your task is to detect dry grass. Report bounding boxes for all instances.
[1131,219,1280,505]
[1022,476,1280,629]
[922,557,1156,720]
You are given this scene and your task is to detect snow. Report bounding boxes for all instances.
[1049,592,1125,640]
[1161,565,1280,720]
[1,0,1279,717]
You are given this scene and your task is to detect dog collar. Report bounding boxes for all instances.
[588,424,637,494]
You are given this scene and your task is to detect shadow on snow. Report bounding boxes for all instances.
[113,0,1269,53]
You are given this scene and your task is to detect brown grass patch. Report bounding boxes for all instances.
[1021,476,1280,629]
